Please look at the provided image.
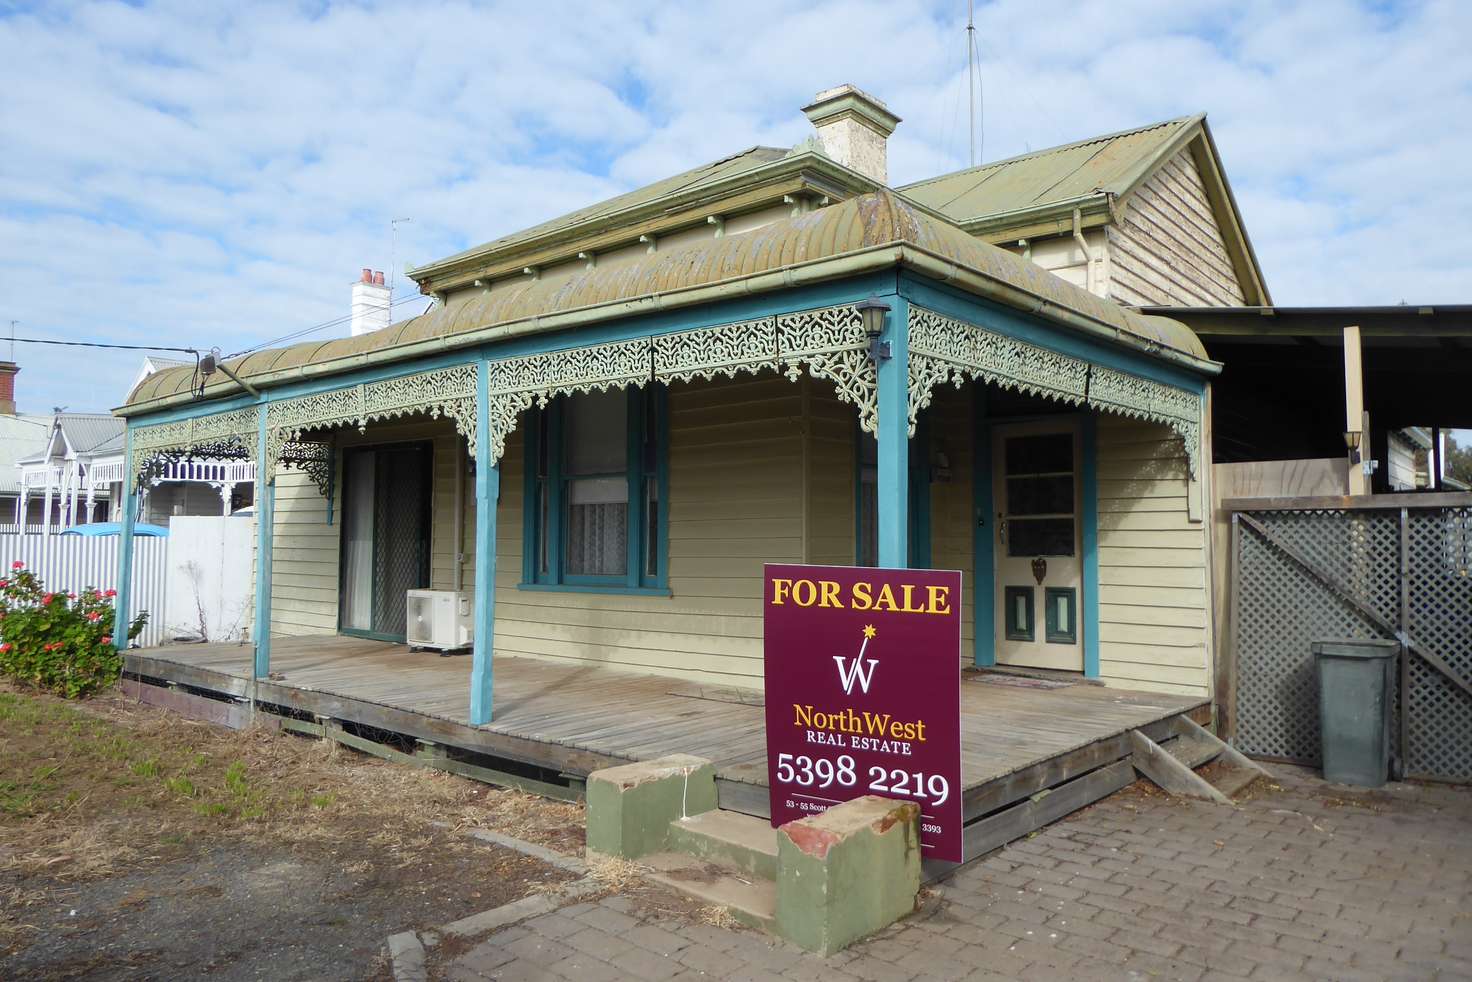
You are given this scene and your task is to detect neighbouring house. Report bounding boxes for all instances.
[117,84,1237,721]
[0,361,55,526]
[12,356,256,531]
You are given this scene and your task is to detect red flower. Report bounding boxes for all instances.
[0,579,8,588]
[104,589,117,598]
[11,560,22,569]
[67,592,76,600]
[87,611,102,622]
[0,643,10,653]
[100,635,112,645]
[42,593,54,605]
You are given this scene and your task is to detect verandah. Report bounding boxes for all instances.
[113,276,1210,725]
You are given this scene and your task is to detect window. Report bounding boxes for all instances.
[525,387,666,591]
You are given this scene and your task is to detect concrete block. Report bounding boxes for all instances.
[775,795,921,955]
[585,754,717,859]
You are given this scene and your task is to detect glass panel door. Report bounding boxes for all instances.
[992,420,1083,671]
[338,443,432,641]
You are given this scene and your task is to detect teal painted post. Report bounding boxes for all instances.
[253,407,274,678]
[113,428,137,653]
[876,295,910,569]
[972,389,994,667]
[470,361,497,725]
[1081,414,1100,678]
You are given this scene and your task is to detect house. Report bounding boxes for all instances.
[0,362,54,526]
[116,83,1228,725]
[12,356,257,531]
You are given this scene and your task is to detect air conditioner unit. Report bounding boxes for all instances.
[406,589,473,652]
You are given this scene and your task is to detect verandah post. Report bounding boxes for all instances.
[252,405,275,678]
[113,427,137,653]
[876,294,910,568]
[469,359,497,725]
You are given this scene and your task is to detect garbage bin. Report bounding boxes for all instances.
[1313,638,1398,787]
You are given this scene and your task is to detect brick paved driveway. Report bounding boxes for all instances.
[440,765,1472,981]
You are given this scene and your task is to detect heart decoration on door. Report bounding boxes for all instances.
[1031,557,1047,585]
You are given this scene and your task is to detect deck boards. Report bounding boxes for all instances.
[127,635,1205,797]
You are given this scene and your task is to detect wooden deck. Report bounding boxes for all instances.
[125,635,1209,863]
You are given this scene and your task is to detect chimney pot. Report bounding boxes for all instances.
[350,268,392,337]
[801,84,901,185]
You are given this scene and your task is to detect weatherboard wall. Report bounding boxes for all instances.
[1094,415,1212,696]
[1105,149,1246,307]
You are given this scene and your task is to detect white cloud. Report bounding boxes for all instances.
[0,0,1467,413]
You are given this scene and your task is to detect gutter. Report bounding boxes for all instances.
[120,243,1218,417]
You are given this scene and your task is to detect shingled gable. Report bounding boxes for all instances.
[121,189,1208,412]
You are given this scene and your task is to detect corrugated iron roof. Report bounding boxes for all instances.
[58,414,125,455]
[125,190,1205,410]
[898,116,1199,225]
[414,146,791,278]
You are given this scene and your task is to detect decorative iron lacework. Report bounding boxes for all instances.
[277,440,334,498]
[264,364,479,481]
[907,305,1203,474]
[652,318,778,384]
[137,441,254,489]
[485,338,651,464]
[776,305,878,433]
[130,408,258,487]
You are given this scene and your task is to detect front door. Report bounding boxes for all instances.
[992,420,1083,671]
[339,443,433,641]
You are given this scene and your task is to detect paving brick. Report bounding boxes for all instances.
[575,904,641,934]
[624,923,691,957]
[608,943,685,980]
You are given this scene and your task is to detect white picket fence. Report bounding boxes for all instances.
[0,534,168,647]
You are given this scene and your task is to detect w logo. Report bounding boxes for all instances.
[834,624,880,695]
[833,654,878,695]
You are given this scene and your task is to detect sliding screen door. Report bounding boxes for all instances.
[339,443,432,640]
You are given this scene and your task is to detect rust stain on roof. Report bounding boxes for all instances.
[126,190,1204,410]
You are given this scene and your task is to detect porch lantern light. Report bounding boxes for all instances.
[857,297,892,362]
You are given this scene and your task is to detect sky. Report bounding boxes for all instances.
[0,0,1469,416]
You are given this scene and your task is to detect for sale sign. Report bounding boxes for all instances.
[762,564,963,863]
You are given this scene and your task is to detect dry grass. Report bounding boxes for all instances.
[0,682,587,956]
[585,854,646,891]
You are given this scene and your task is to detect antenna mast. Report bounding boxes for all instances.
[967,0,976,167]
[390,217,412,309]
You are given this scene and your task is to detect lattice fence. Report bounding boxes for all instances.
[1232,505,1472,783]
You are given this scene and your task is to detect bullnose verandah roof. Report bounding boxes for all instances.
[123,190,1206,413]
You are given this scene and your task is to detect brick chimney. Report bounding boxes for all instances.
[801,84,901,185]
[0,362,18,415]
[350,268,390,337]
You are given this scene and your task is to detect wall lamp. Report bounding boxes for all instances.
[857,297,892,362]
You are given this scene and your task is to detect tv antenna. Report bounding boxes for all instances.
[967,0,982,167]
[390,217,413,308]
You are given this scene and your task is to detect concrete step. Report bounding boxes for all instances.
[668,809,779,879]
[641,852,776,931]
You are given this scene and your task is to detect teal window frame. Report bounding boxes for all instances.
[1044,586,1077,645]
[522,387,669,594]
[1004,585,1034,642]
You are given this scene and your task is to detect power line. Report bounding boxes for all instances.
[3,336,200,354]
[224,290,431,359]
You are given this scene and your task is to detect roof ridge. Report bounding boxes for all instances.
[898,113,1202,193]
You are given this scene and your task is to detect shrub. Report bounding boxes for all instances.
[0,561,147,698]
